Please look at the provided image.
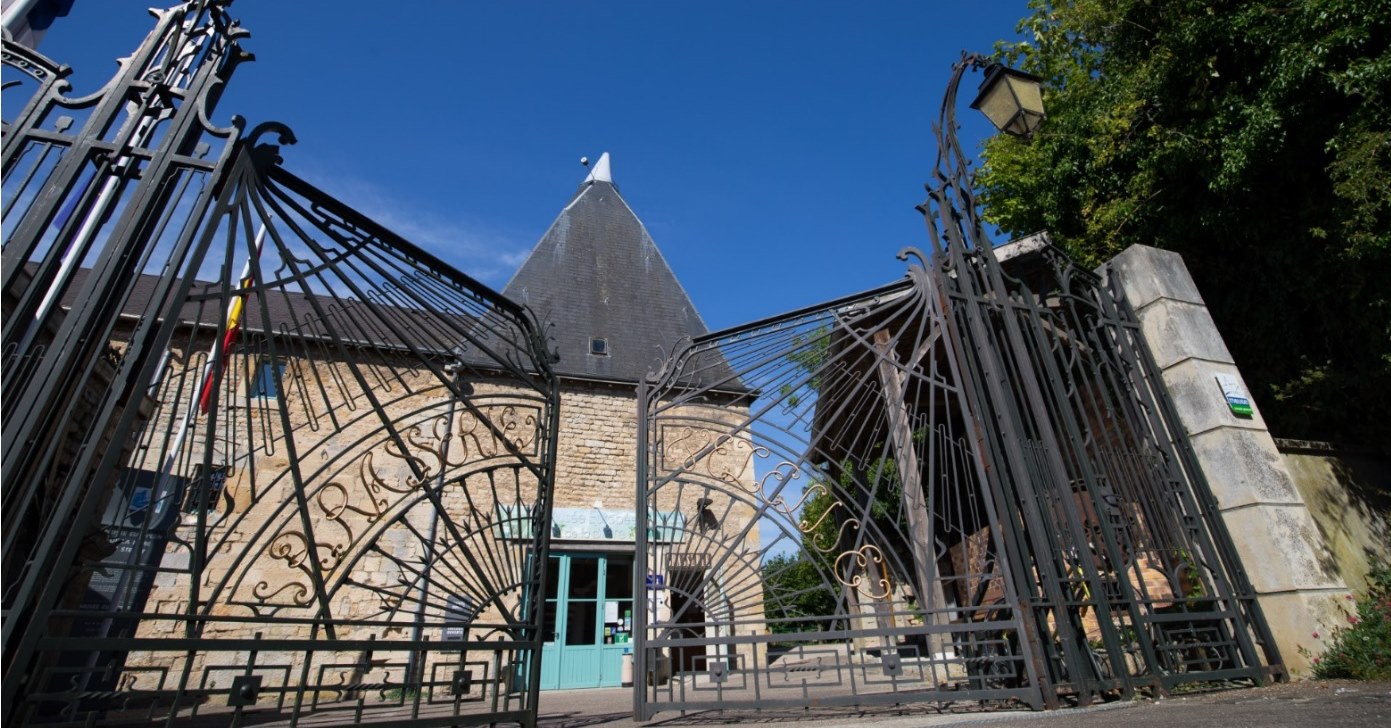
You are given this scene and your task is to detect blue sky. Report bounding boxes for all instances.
[37,0,1033,334]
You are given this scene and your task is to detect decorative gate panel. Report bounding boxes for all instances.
[2,5,559,725]
[635,270,1045,718]
[636,239,1281,717]
[930,237,1279,701]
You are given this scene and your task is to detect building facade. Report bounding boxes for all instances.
[115,153,761,696]
[503,154,761,689]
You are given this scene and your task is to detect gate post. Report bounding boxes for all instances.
[1104,244,1350,674]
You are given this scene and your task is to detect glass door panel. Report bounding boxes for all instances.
[558,555,601,688]
[541,553,638,689]
[538,555,564,690]
[569,557,599,598]
[599,555,634,687]
[565,602,598,645]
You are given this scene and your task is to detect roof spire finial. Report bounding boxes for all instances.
[584,152,612,184]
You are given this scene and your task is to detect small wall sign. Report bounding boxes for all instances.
[1214,373,1253,417]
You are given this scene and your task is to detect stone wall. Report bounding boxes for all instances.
[120,345,764,692]
[1104,245,1351,675]
[1278,441,1391,594]
[124,349,552,692]
[552,381,640,511]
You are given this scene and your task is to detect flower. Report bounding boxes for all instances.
[1349,616,1360,625]
[1313,631,1320,638]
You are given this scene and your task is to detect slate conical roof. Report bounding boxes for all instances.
[503,153,713,383]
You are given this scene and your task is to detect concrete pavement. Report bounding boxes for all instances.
[535,680,1391,728]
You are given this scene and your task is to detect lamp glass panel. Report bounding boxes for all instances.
[1005,73,1045,116]
[1019,111,1045,136]
[976,80,1020,133]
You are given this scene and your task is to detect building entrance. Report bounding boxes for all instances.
[540,552,635,689]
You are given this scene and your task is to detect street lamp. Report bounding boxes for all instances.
[919,53,1046,258]
[898,51,1049,668]
[969,63,1046,139]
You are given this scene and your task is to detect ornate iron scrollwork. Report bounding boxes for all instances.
[1,4,559,726]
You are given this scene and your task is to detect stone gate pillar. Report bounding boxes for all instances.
[1103,244,1350,675]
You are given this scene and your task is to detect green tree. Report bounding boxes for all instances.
[761,487,841,633]
[977,0,1391,448]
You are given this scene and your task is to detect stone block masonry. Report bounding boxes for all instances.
[1104,244,1350,675]
[552,381,641,511]
[121,347,766,694]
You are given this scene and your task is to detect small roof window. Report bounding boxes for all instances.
[590,337,609,356]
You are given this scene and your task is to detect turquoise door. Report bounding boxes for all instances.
[538,553,634,690]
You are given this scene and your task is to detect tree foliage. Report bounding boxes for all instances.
[760,447,926,633]
[978,0,1391,447]
[761,487,841,633]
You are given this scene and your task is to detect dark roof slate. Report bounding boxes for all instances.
[47,265,531,375]
[504,177,719,385]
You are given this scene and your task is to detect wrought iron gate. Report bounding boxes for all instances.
[633,52,1282,719]
[634,240,1281,717]
[3,4,559,726]
[636,271,1044,717]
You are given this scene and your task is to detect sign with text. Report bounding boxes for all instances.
[550,507,636,541]
[1215,373,1254,417]
[667,552,711,571]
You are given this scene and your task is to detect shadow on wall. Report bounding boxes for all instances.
[1280,440,1391,594]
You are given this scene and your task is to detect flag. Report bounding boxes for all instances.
[197,226,266,413]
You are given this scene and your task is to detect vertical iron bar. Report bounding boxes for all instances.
[406,368,461,691]
[915,257,1050,709]
[633,377,651,722]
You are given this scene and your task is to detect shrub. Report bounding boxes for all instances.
[1310,563,1391,680]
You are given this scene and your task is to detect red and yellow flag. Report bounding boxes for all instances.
[197,227,267,413]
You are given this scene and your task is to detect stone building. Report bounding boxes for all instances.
[114,153,761,695]
[503,153,760,689]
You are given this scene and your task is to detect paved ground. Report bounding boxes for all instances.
[535,680,1391,728]
[126,677,1389,726]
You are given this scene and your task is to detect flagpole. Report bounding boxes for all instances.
[153,223,267,518]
